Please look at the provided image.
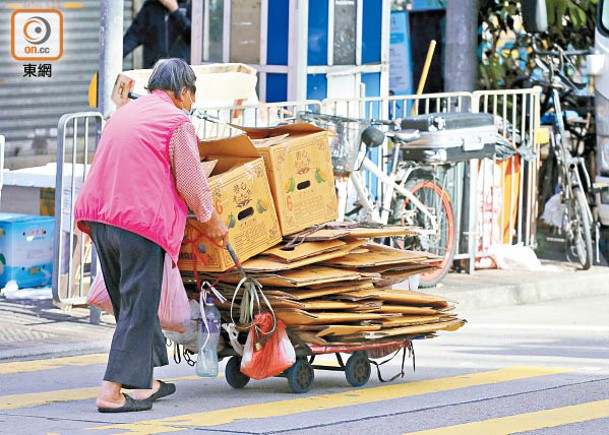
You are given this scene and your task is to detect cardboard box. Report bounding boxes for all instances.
[239,124,338,235]
[111,63,258,109]
[0,163,86,225]
[178,135,281,272]
[0,213,54,288]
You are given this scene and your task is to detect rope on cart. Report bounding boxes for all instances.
[368,341,415,383]
[182,223,212,290]
[225,242,278,346]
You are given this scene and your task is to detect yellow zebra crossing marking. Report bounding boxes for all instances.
[0,376,205,410]
[403,399,609,435]
[0,354,107,376]
[88,366,571,434]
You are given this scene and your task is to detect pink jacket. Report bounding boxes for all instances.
[75,90,190,262]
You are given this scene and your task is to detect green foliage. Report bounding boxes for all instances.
[478,0,598,90]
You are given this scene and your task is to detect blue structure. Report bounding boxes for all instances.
[192,0,391,103]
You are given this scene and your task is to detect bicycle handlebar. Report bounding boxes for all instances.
[530,39,589,92]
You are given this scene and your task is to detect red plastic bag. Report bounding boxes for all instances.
[86,254,191,332]
[240,312,296,380]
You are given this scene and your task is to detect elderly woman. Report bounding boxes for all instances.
[74,58,228,413]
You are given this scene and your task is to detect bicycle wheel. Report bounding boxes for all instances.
[566,187,593,270]
[395,180,456,287]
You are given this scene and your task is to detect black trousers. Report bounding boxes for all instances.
[90,222,169,389]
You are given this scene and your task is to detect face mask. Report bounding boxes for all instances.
[182,92,194,118]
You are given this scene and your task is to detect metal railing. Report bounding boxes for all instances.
[322,92,472,120]
[52,112,103,306]
[472,88,541,250]
[195,99,323,137]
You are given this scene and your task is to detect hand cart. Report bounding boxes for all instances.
[219,336,417,394]
[188,242,419,394]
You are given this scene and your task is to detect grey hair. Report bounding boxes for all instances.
[147,58,196,96]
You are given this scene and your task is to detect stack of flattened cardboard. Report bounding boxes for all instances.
[196,223,465,346]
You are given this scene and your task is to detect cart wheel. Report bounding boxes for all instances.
[345,351,371,387]
[286,358,314,393]
[225,356,250,389]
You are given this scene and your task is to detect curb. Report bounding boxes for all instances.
[426,266,609,310]
[0,341,110,361]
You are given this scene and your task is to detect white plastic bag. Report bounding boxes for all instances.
[86,254,191,332]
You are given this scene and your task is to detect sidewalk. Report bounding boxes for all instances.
[0,248,607,362]
[0,292,115,361]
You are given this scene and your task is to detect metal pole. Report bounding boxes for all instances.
[444,0,478,95]
[288,0,308,101]
[99,0,124,118]
[191,0,203,64]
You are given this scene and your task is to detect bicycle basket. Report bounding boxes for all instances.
[297,111,370,176]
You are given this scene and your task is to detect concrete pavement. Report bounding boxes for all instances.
[0,250,607,362]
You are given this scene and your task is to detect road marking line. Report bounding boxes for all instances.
[0,352,339,377]
[402,399,609,435]
[465,323,609,332]
[0,376,205,410]
[0,354,107,376]
[89,366,572,434]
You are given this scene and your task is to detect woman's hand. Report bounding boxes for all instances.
[200,210,229,245]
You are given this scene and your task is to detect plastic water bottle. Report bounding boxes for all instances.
[196,295,221,377]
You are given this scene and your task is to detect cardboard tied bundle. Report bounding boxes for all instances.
[178,135,281,273]
[238,123,338,236]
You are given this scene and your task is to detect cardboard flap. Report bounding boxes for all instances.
[256,266,360,287]
[375,289,451,308]
[365,319,466,339]
[333,288,382,301]
[263,240,346,262]
[268,299,362,311]
[286,281,374,300]
[376,266,437,287]
[250,134,290,148]
[242,240,366,272]
[237,122,326,139]
[315,324,382,338]
[275,309,391,325]
[324,243,429,268]
[377,306,440,315]
[198,134,260,159]
[379,315,452,327]
[112,63,257,109]
[284,228,351,242]
[342,226,418,239]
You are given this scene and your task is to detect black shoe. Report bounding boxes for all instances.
[149,380,176,402]
[97,393,152,413]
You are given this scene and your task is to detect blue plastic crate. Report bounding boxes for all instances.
[0,213,54,288]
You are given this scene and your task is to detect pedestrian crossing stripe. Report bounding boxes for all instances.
[402,399,609,435]
[0,375,205,410]
[0,353,107,376]
[89,366,572,434]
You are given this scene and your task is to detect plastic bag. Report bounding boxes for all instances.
[86,254,191,333]
[87,273,114,314]
[240,312,296,380]
[163,299,200,353]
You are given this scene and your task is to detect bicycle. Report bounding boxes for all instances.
[297,111,456,288]
[531,41,596,269]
